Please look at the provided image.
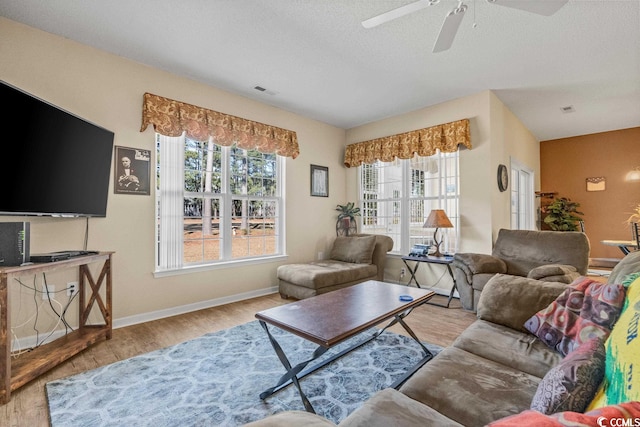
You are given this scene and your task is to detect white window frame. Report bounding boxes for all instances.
[358,152,460,255]
[154,133,286,276]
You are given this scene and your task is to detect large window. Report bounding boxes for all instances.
[359,152,460,255]
[156,133,284,273]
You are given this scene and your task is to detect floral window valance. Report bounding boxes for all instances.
[344,118,471,167]
[140,93,299,159]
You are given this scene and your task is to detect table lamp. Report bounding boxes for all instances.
[423,209,453,257]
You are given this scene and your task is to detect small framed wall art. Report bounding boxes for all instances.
[586,176,606,192]
[310,164,329,197]
[114,146,151,195]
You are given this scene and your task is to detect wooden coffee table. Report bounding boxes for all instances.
[255,280,435,413]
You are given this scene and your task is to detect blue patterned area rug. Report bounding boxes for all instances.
[46,320,441,427]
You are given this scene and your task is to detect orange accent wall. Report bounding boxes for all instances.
[540,127,640,260]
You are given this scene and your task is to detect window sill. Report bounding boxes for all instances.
[153,254,289,278]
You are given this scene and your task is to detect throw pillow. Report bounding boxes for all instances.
[524,277,626,356]
[530,337,605,414]
[330,235,376,264]
[487,401,640,427]
[587,273,640,410]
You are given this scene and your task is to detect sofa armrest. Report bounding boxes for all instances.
[476,274,569,332]
[527,264,580,283]
[452,253,507,283]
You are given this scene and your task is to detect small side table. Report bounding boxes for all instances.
[401,255,458,308]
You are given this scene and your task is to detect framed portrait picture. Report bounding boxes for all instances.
[310,164,329,197]
[114,146,151,195]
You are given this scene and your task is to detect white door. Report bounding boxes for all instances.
[510,159,535,230]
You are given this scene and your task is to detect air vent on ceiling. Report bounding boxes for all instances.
[560,105,575,114]
[253,85,277,96]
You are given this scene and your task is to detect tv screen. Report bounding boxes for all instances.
[0,81,114,217]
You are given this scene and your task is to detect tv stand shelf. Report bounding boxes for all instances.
[0,252,113,404]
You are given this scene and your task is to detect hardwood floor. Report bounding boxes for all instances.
[0,293,476,427]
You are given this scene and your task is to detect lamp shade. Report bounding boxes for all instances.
[423,209,453,229]
[626,168,640,182]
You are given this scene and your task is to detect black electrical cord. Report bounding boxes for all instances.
[42,273,73,332]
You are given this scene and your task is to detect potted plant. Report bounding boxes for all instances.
[626,203,640,224]
[336,202,361,236]
[543,197,584,231]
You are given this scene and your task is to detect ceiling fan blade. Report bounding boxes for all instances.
[362,0,437,29]
[487,0,568,16]
[433,3,467,53]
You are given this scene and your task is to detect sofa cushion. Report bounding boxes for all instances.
[491,229,590,276]
[330,235,376,264]
[478,274,568,333]
[488,401,640,427]
[400,347,540,427]
[530,337,605,414]
[524,277,626,356]
[277,261,377,290]
[453,320,562,378]
[588,273,640,409]
[339,388,463,427]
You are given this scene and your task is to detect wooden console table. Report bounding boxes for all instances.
[0,252,113,404]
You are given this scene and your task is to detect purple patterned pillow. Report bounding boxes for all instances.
[530,338,605,414]
[524,277,625,356]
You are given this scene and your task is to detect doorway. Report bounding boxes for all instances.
[510,158,535,230]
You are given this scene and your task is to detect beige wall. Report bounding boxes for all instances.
[345,91,540,293]
[541,127,640,261]
[490,92,541,231]
[0,16,542,331]
[0,18,347,331]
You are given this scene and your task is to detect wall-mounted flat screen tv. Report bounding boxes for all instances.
[0,81,114,217]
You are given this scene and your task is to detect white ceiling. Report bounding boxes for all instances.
[1,0,639,141]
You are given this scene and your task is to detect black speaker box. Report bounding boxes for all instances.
[0,222,30,266]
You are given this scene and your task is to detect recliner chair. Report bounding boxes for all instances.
[452,228,590,312]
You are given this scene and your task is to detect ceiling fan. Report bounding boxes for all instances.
[362,0,568,53]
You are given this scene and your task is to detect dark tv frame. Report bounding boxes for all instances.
[0,81,115,217]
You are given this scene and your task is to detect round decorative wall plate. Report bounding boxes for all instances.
[497,164,509,192]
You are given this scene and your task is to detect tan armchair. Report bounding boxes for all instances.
[452,229,590,311]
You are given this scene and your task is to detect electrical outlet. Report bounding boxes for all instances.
[67,281,79,297]
[42,284,55,300]
[400,268,406,279]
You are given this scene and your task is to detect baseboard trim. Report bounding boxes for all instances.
[113,286,280,329]
[589,258,621,268]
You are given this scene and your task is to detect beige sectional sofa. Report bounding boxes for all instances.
[277,234,393,300]
[247,250,640,427]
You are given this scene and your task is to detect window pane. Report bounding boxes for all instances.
[183,197,221,263]
[231,198,278,259]
[359,152,459,255]
[156,134,283,270]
